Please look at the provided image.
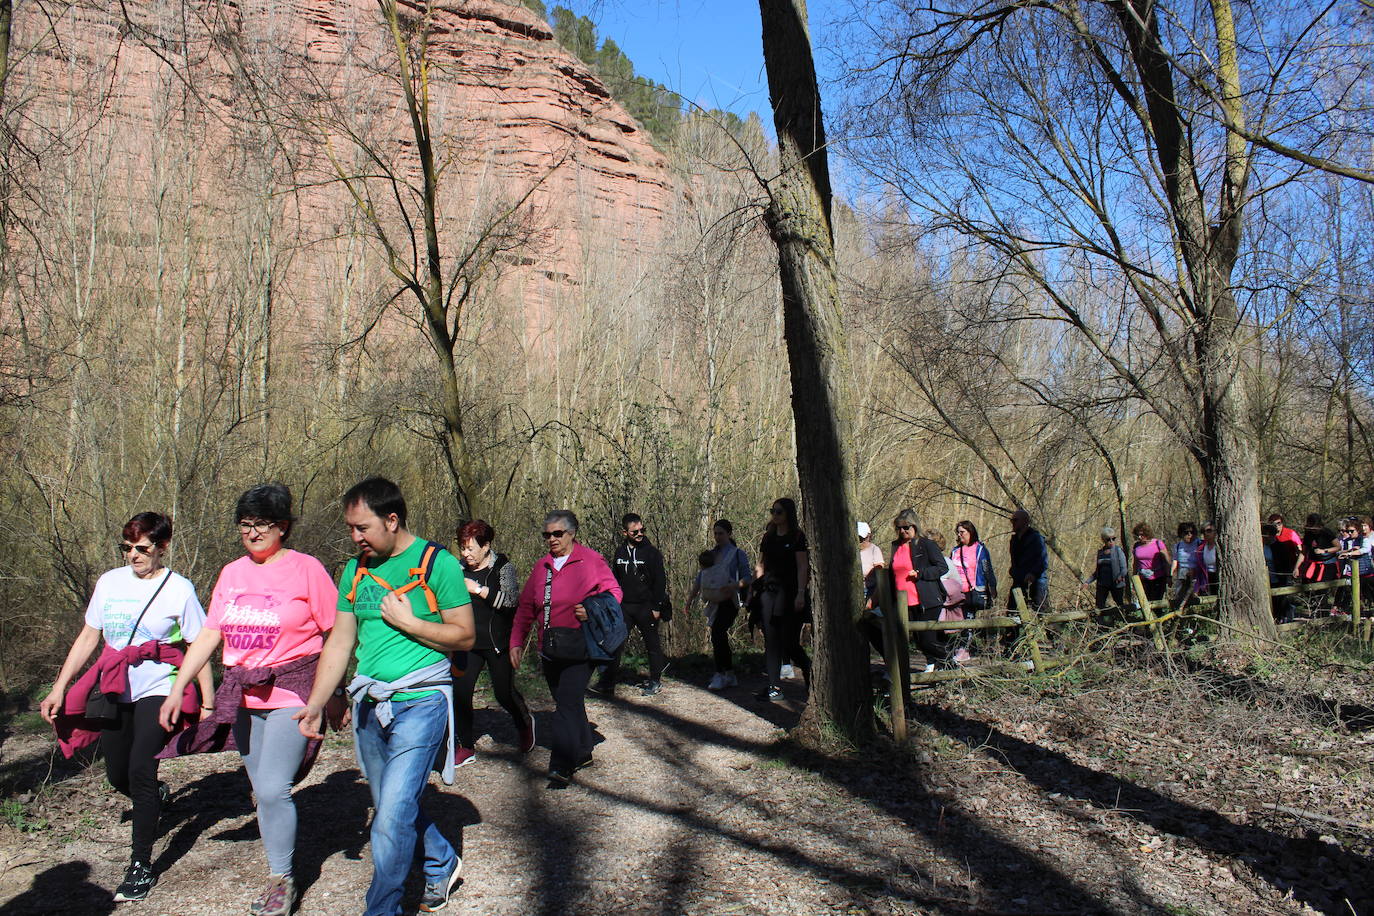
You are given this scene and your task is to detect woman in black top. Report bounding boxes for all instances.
[754,498,811,700]
[1301,513,1341,583]
[891,509,953,670]
[454,520,534,766]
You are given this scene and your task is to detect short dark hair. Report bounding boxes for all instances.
[698,550,714,567]
[622,513,643,529]
[459,519,495,547]
[236,484,293,541]
[1261,523,1278,537]
[1177,521,1197,538]
[123,512,173,547]
[343,476,407,527]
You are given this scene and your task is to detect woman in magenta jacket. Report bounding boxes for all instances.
[510,509,621,785]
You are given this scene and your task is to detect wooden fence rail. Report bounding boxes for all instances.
[874,567,1368,696]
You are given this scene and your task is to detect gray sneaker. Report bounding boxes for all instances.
[251,875,296,916]
[419,857,463,912]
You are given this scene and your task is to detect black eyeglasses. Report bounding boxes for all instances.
[542,529,569,539]
[238,519,276,534]
[118,542,154,556]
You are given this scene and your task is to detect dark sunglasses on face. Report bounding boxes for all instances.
[119,542,154,556]
[542,529,568,539]
[627,528,645,537]
[897,524,915,531]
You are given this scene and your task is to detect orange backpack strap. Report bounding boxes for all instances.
[343,542,445,616]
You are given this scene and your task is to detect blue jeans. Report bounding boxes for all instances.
[354,692,457,916]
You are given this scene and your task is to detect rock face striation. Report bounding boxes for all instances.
[13,0,673,328]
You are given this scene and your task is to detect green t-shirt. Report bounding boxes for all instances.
[337,538,471,695]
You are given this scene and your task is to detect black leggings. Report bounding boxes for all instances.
[709,601,738,672]
[101,696,169,862]
[453,647,530,749]
[763,608,809,687]
[542,658,594,771]
[601,602,666,685]
[910,603,950,668]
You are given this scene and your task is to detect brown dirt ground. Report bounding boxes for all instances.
[0,647,1370,916]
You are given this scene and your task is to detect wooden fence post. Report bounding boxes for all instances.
[1351,569,1362,643]
[875,571,908,742]
[1013,587,1045,673]
[1131,574,1168,651]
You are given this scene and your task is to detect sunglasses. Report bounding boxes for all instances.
[542,529,569,539]
[238,520,276,534]
[118,542,154,556]
[897,524,915,531]
[627,528,646,537]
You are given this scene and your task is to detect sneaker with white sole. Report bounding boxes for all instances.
[453,746,476,768]
[707,672,726,690]
[113,860,155,903]
[419,857,463,912]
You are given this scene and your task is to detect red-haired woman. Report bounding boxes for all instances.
[39,512,213,903]
[454,519,534,767]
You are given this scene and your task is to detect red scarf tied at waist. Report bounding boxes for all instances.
[156,652,324,784]
[53,641,196,758]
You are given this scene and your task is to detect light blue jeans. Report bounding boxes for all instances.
[354,691,457,916]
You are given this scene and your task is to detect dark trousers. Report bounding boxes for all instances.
[542,658,594,771]
[453,647,529,748]
[1141,577,1168,602]
[709,601,739,672]
[909,603,950,668]
[101,696,168,862]
[601,602,665,686]
[763,610,810,687]
[1095,583,1127,611]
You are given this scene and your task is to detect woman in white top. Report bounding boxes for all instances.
[39,512,211,903]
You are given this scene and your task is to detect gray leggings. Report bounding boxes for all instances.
[233,706,309,876]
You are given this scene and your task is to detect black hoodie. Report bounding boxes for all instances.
[613,537,671,619]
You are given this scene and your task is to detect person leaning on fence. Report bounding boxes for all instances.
[1335,517,1369,615]
[1007,509,1049,613]
[39,511,212,904]
[510,510,622,785]
[1083,527,1129,623]
[891,510,954,671]
[1131,523,1172,604]
[1194,523,1220,595]
[297,476,474,916]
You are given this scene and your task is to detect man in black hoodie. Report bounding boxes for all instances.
[595,513,671,697]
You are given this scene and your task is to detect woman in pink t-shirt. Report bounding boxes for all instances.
[1130,523,1172,603]
[159,485,338,916]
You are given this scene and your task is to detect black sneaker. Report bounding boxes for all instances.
[573,755,594,772]
[157,781,170,805]
[418,857,463,912]
[547,768,572,787]
[754,686,783,701]
[114,860,155,902]
[586,682,615,698]
[640,680,662,697]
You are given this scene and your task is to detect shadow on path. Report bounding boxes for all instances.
[915,703,1372,915]
[0,861,115,916]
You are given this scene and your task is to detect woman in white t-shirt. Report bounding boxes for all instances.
[39,512,211,903]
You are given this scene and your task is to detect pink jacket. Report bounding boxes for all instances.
[511,542,622,651]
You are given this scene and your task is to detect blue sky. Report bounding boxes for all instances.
[562,1,848,119]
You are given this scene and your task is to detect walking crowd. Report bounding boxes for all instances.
[36,479,1367,914]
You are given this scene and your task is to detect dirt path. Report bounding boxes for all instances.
[0,665,1369,915]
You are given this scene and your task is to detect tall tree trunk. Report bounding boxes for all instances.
[758,0,872,743]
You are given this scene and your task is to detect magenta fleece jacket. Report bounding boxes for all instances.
[511,542,622,651]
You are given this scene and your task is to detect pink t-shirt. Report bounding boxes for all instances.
[890,541,919,606]
[1134,539,1167,580]
[206,550,339,709]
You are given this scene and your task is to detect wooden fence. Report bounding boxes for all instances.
[874,566,1371,743]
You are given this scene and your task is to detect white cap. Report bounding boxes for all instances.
[857,521,872,538]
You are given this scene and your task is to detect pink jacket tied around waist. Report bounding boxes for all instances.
[53,641,197,757]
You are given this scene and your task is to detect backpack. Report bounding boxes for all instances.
[699,557,736,603]
[344,541,467,674]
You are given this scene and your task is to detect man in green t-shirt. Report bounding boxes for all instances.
[297,477,474,915]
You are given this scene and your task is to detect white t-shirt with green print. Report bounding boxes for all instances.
[84,566,205,702]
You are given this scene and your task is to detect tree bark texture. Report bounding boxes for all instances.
[758,0,872,742]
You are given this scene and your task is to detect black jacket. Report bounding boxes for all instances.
[893,537,948,614]
[613,537,671,619]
